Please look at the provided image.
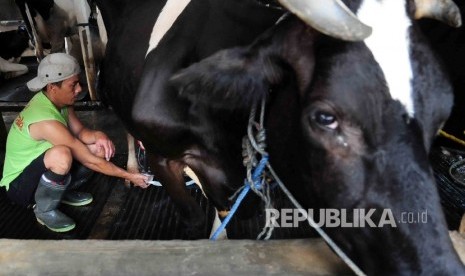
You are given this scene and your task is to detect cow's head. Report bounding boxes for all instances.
[171,0,464,274]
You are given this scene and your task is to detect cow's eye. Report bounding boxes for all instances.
[313,111,338,129]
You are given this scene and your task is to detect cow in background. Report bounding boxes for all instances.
[96,0,465,273]
[0,26,29,80]
[0,26,29,61]
[15,0,104,68]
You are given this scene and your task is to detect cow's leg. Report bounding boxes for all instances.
[44,5,68,53]
[148,155,206,239]
[184,167,228,240]
[47,25,66,53]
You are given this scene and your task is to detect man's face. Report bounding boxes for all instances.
[55,75,82,106]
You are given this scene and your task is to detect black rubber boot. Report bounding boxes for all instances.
[62,165,94,207]
[34,175,75,232]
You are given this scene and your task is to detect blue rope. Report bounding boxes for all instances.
[210,155,269,240]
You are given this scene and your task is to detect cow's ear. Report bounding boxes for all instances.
[170,47,283,110]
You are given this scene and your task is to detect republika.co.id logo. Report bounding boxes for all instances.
[265,208,428,228]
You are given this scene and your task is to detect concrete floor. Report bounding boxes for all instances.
[0,239,352,275]
[0,232,465,275]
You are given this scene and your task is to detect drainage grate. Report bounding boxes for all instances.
[430,146,465,229]
[107,185,214,240]
[107,182,314,240]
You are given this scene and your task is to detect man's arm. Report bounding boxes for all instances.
[29,120,148,187]
[67,107,115,161]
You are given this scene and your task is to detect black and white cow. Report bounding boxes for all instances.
[96,0,464,274]
[0,26,29,61]
[0,26,30,79]
[15,0,104,64]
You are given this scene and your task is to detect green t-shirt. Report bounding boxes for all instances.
[0,92,69,190]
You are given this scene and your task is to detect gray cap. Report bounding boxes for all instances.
[27,53,81,92]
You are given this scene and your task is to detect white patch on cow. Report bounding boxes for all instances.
[146,0,191,57]
[209,209,228,240]
[357,0,415,116]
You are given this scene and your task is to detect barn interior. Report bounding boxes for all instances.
[2,0,465,274]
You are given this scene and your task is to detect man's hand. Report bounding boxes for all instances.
[94,131,115,161]
[129,173,150,188]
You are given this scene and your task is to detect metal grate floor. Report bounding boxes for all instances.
[0,172,113,239]
[430,145,465,229]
